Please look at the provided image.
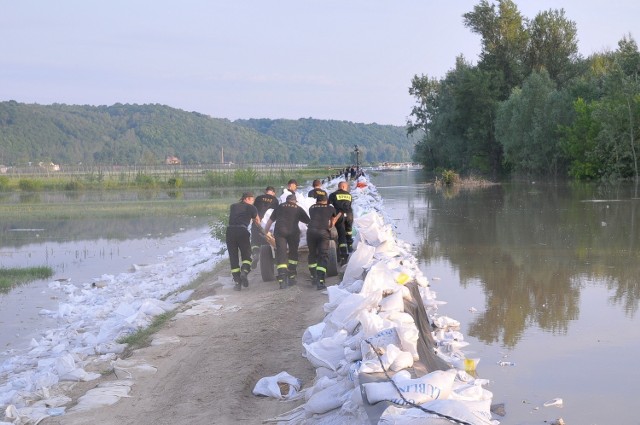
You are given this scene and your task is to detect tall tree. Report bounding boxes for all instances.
[594,36,640,180]
[525,9,580,88]
[496,70,572,176]
[463,0,529,98]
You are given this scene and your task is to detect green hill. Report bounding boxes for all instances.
[0,101,416,166]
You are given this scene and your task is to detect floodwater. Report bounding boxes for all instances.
[375,171,640,425]
[2,177,640,424]
[0,190,215,358]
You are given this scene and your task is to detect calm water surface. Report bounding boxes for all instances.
[374,171,640,425]
[2,180,640,424]
[0,190,217,357]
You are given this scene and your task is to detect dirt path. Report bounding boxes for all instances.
[44,257,336,425]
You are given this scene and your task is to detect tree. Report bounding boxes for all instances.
[497,70,574,177]
[594,35,640,180]
[525,9,580,88]
[463,0,529,98]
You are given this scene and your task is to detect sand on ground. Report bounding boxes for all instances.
[43,254,336,425]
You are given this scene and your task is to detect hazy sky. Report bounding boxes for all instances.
[1,1,638,125]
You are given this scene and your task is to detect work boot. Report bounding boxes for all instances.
[277,269,288,290]
[240,264,251,287]
[233,281,241,291]
[288,275,297,287]
[251,247,260,266]
[316,270,326,290]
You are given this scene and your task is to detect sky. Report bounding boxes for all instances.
[1,1,638,126]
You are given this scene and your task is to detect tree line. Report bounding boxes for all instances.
[0,102,418,167]
[408,0,640,181]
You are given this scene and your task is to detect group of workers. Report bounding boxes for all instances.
[224,177,354,292]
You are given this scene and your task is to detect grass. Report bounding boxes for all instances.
[0,266,54,293]
[116,311,178,356]
[115,264,226,356]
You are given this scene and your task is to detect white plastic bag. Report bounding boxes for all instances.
[252,371,302,400]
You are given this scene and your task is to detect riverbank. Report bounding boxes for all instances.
[43,258,338,425]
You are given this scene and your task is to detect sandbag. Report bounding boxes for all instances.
[362,369,456,406]
[252,371,302,400]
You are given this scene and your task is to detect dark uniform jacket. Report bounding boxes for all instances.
[308,203,337,231]
[254,194,279,218]
[308,188,328,199]
[329,189,352,215]
[270,201,310,236]
[228,202,258,227]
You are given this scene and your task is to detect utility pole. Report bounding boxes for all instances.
[354,145,360,169]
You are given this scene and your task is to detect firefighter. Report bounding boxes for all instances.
[307,194,340,290]
[279,179,300,203]
[250,186,279,263]
[226,192,260,291]
[329,180,353,265]
[264,194,310,289]
[307,179,327,199]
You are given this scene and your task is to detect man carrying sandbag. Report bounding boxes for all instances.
[226,192,260,291]
[264,194,310,289]
[307,194,340,290]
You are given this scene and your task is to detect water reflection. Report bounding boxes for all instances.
[384,175,640,348]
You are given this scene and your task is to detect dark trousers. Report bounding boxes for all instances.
[250,222,266,250]
[335,213,354,257]
[275,231,300,278]
[307,228,330,279]
[226,226,251,281]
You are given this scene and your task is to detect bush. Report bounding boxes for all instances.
[441,169,460,185]
[0,176,9,191]
[167,177,183,188]
[64,180,84,191]
[18,179,43,191]
[134,173,157,188]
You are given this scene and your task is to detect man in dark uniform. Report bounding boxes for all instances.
[307,194,340,290]
[329,181,353,265]
[264,194,310,289]
[307,179,327,199]
[226,192,260,291]
[251,186,279,262]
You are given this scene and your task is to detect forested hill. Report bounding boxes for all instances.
[0,101,416,166]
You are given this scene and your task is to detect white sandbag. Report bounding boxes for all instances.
[379,398,495,425]
[69,380,133,412]
[433,316,460,329]
[323,286,352,314]
[355,212,391,246]
[304,379,353,415]
[252,371,302,400]
[112,358,158,379]
[359,343,412,374]
[395,323,420,361]
[378,290,405,312]
[342,243,376,284]
[360,327,401,362]
[389,345,414,372]
[362,369,456,406]
[303,330,348,371]
[302,322,326,345]
[325,292,379,334]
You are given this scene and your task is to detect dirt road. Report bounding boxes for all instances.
[44,257,336,425]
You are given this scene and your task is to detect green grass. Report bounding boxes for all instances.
[116,311,177,355]
[0,266,54,293]
[115,265,225,356]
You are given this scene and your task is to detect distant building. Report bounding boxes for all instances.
[38,161,60,171]
[165,155,181,165]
